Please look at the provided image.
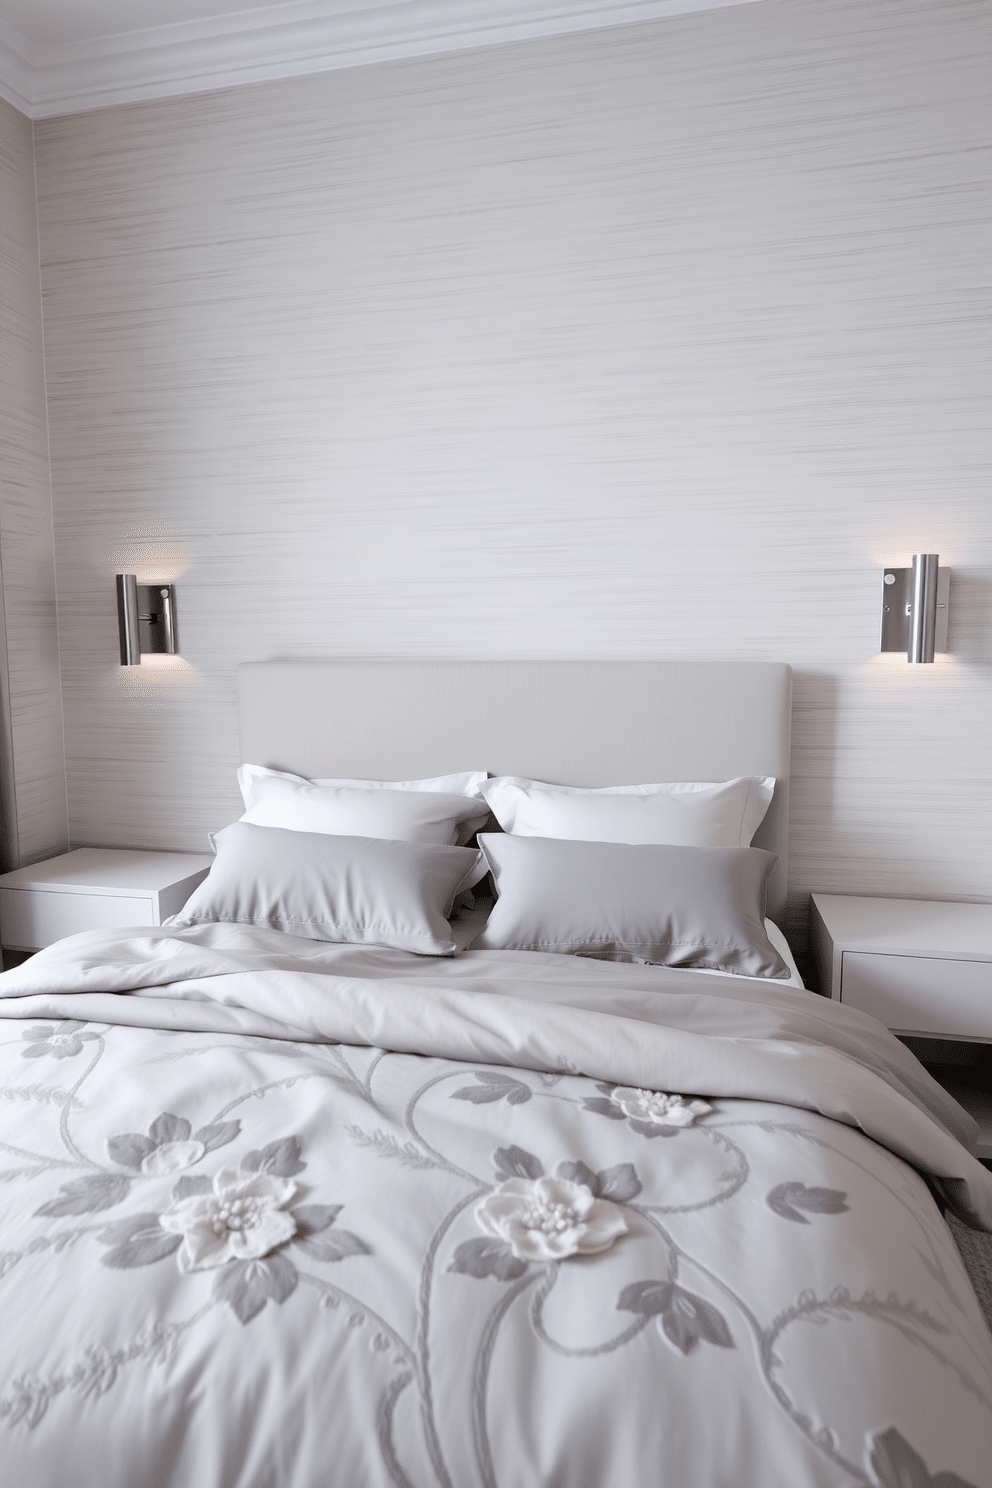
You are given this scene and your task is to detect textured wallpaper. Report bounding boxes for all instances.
[31,0,992,946]
[0,97,67,870]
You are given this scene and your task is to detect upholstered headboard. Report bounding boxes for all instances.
[237,660,793,922]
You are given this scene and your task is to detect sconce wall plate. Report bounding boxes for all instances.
[880,554,949,664]
[116,574,179,666]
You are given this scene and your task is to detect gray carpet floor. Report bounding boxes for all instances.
[947,1214,992,1334]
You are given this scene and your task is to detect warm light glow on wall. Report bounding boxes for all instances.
[114,653,199,703]
[108,521,195,584]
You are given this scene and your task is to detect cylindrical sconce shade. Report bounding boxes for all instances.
[908,553,939,664]
[159,586,178,654]
[116,574,140,666]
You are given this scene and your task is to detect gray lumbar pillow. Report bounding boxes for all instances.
[472,834,789,979]
[168,822,486,954]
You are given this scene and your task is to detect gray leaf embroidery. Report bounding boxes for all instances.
[105,1134,157,1171]
[767,1182,849,1225]
[617,1279,673,1317]
[193,1120,240,1153]
[296,1229,371,1264]
[241,1136,306,1177]
[492,1146,543,1181]
[291,1203,370,1263]
[628,1120,680,1140]
[580,1097,627,1121]
[661,1289,734,1354]
[618,1280,734,1354]
[98,1213,182,1269]
[212,1253,299,1324]
[556,1160,599,1193]
[148,1114,192,1146]
[292,1204,342,1237]
[595,1164,642,1204]
[869,1426,977,1488]
[345,1126,438,1170]
[448,1236,528,1282]
[35,1174,132,1218]
[554,1160,642,1204]
[453,1072,532,1106]
[0,1084,81,1111]
[0,1319,187,1430]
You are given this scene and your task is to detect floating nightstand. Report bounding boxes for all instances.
[0,848,213,954]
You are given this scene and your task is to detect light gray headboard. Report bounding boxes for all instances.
[237,660,793,922]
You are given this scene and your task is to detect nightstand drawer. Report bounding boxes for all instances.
[842,951,992,1038]
[0,888,155,950]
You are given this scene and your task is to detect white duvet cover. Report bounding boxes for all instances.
[0,924,989,1488]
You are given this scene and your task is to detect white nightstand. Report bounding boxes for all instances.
[0,848,213,953]
[810,894,992,1037]
[811,893,992,1159]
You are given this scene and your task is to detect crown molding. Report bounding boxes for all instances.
[0,0,757,120]
[0,19,35,114]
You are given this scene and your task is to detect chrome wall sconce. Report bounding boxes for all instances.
[116,575,179,666]
[880,554,949,664]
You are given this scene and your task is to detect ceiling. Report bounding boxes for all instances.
[2,0,300,49]
[0,0,757,118]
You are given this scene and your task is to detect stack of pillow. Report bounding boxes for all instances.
[168,768,491,955]
[472,776,789,978]
[168,766,790,978]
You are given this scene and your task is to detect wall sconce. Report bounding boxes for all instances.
[880,554,950,664]
[116,575,179,666]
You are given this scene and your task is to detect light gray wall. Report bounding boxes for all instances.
[30,0,992,947]
[0,96,67,870]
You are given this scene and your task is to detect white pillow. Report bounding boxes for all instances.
[238,764,487,806]
[479,776,774,849]
[239,773,491,847]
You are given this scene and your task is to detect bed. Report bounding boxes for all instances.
[0,658,989,1488]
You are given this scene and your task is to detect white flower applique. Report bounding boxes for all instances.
[160,1168,298,1273]
[610,1088,712,1128]
[141,1139,207,1175]
[475,1175,628,1262]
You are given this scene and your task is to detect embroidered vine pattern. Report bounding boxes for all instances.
[0,1023,983,1488]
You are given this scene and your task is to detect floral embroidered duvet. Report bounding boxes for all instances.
[0,923,990,1488]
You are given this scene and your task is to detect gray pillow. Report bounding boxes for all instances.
[167,822,486,955]
[472,834,789,978]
